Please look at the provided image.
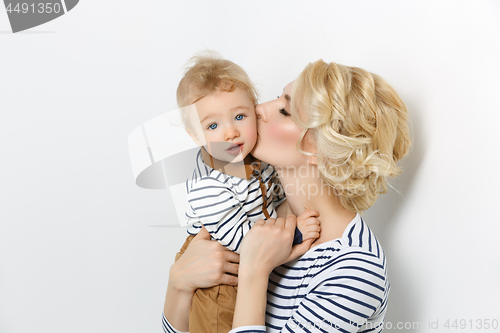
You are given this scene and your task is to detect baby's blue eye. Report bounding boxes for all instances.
[235,114,245,121]
[208,123,218,130]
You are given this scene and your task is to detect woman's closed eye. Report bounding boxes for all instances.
[279,108,290,116]
[277,95,290,116]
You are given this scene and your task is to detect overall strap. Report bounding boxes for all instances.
[251,161,271,220]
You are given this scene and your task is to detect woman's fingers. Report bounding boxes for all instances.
[254,218,266,226]
[171,229,243,291]
[224,262,239,276]
[224,250,240,263]
[288,238,314,262]
[274,217,286,227]
[265,217,276,225]
[285,214,298,233]
[220,273,238,286]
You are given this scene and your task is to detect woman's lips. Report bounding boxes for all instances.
[226,143,243,156]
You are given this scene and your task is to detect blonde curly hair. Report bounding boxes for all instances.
[292,60,411,213]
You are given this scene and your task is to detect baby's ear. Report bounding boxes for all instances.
[186,128,204,147]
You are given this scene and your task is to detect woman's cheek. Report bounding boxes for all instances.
[267,122,302,151]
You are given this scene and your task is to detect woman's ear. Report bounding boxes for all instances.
[302,130,317,165]
[308,154,318,166]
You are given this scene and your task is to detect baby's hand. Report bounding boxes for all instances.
[296,209,320,242]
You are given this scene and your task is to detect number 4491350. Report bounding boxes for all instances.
[444,319,498,330]
[5,2,62,14]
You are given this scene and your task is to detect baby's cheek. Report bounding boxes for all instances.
[244,125,258,147]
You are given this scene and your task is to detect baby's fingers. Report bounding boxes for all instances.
[304,222,321,233]
[297,216,320,229]
[306,217,320,226]
[302,229,321,241]
[299,218,320,241]
[297,209,319,220]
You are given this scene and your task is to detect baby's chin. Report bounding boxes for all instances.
[210,152,245,164]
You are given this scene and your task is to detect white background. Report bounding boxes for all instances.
[1,1,499,332]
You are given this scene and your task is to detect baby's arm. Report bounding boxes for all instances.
[296,209,321,242]
[276,203,320,242]
[187,178,249,254]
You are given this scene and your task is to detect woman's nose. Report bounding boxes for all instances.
[255,103,268,122]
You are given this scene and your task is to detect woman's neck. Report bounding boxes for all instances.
[277,164,356,246]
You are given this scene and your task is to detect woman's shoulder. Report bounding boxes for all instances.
[307,215,385,259]
[296,215,388,285]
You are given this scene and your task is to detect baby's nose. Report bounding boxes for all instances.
[225,126,240,140]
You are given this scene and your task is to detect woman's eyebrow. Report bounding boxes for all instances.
[284,94,291,102]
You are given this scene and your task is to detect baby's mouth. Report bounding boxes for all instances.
[226,143,243,152]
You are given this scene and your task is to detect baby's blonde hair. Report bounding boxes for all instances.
[177,52,258,108]
[292,60,411,213]
[177,52,258,134]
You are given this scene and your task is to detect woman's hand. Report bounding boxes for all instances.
[169,226,240,294]
[164,226,239,332]
[232,214,315,329]
[238,214,314,277]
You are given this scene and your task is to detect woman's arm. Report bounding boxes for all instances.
[163,227,240,332]
[231,215,314,329]
[162,270,195,332]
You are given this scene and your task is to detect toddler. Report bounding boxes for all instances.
[173,53,320,333]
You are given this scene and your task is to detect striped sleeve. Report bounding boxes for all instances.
[186,176,250,254]
[281,252,387,332]
[162,312,188,333]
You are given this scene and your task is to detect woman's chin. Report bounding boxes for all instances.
[251,137,272,164]
[250,144,262,161]
[251,148,269,165]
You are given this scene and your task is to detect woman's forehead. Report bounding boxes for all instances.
[283,81,294,95]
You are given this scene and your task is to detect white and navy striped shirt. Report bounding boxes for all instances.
[163,214,389,333]
[185,149,286,254]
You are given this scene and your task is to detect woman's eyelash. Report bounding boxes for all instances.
[277,95,290,116]
[279,108,290,116]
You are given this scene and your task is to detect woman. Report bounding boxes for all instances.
[163,60,410,332]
